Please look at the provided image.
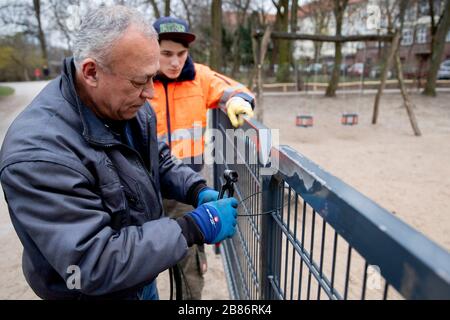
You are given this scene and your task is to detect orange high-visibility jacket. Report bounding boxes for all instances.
[149,57,255,162]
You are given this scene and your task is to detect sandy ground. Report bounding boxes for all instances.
[263,91,450,252]
[0,81,448,300]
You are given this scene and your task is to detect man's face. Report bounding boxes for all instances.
[159,40,189,79]
[93,26,160,120]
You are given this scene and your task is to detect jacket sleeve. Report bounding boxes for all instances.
[158,141,207,205]
[0,160,188,296]
[197,64,255,110]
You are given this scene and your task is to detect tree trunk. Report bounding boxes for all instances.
[325,0,348,97]
[275,0,290,82]
[372,31,400,124]
[254,25,272,124]
[33,0,48,65]
[423,0,450,96]
[290,0,298,67]
[395,50,422,136]
[180,0,192,26]
[231,32,242,77]
[164,0,171,16]
[210,0,223,72]
[148,0,161,19]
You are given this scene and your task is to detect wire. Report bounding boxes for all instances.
[236,190,295,217]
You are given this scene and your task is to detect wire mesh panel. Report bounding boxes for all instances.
[212,108,450,300]
[212,107,263,299]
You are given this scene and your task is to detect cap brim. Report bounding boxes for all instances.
[158,32,196,44]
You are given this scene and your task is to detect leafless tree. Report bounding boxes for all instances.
[299,0,333,64]
[423,0,450,96]
[225,0,252,77]
[0,0,48,65]
[210,0,223,71]
[272,0,290,82]
[325,0,349,97]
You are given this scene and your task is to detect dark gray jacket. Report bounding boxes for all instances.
[0,58,206,299]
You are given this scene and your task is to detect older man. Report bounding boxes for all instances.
[0,6,238,300]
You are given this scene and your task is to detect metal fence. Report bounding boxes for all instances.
[211,107,450,300]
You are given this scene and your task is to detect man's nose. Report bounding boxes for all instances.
[140,82,154,99]
[170,57,180,68]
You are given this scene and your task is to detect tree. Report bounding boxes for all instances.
[32,0,48,65]
[210,0,223,71]
[0,0,49,66]
[300,1,333,63]
[147,0,160,18]
[272,0,290,82]
[325,0,349,97]
[423,0,450,96]
[0,33,43,81]
[226,0,252,77]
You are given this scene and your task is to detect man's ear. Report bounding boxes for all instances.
[80,59,99,88]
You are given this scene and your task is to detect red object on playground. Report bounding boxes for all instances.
[296,115,314,127]
[341,113,358,125]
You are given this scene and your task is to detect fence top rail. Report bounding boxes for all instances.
[270,144,450,300]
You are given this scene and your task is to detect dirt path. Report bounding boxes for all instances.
[0,81,50,299]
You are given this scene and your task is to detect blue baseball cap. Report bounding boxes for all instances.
[153,17,196,44]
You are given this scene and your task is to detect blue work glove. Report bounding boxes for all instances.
[188,197,239,244]
[196,187,219,207]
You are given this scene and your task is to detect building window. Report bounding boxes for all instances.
[406,6,416,22]
[446,30,450,42]
[419,0,429,16]
[416,26,427,44]
[402,29,413,46]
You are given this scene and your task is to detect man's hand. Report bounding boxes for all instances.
[187,198,238,244]
[196,187,219,207]
[226,97,254,128]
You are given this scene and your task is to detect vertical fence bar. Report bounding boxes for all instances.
[361,262,369,300]
[344,246,353,300]
[306,209,316,300]
[317,219,327,300]
[259,175,281,299]
[330,232,339,299]
[290,193,299,300]
[298,201,307,299]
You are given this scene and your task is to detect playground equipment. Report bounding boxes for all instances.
[296,115,314,127]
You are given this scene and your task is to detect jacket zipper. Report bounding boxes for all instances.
[163,82,172,149]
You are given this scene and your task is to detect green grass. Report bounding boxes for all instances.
[0,86,14,97]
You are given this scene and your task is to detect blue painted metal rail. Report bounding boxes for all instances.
[211,107,450,300]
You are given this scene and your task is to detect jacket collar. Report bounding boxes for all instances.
[60,57,145,147]
[154,55,196,83]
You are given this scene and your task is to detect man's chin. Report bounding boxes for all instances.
[121,105,143,120]
[165,71,181,79]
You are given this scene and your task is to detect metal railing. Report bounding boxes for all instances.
[211,107,450,300]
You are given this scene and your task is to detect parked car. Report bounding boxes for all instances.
[304,63,322,74]
[322,62,348,75]
[369,65,393,79]
[347,63,365,77]
[437,60,450,80]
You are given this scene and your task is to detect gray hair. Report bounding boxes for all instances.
[73,5,157,69]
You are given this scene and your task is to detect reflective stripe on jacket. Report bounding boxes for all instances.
[150,59,254,160]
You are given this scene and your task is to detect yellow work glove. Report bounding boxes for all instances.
[226,97,254,128]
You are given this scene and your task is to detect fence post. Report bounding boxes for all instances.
[259,174,282,299]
